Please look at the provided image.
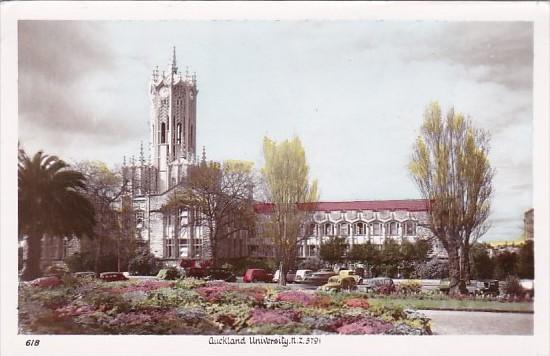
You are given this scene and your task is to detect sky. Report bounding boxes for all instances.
[18,20,533,242]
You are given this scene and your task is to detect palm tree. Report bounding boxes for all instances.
[18,149,95,280]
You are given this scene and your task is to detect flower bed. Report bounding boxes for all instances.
[19,278,432,335]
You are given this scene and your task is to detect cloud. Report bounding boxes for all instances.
[411,22,533,90]
[18,21,143,151]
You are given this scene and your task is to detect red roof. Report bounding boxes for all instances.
[254,199,429,214]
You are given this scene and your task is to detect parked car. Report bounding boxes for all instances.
[73,271,96,279]
[99,272,128,282]
[361,277,395,293]
[243,269,273,283]
[293,269,313,283]
[303,271,337,286]
[466,280,500,296]
[318,275,357,292]
[272,270,297,283]
[338,270,363,285]
[206,268,237,282]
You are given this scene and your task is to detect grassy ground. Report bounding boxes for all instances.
[369,297,534,313]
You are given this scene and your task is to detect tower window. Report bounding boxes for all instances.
[161,123,166,144]
[177,123,182,144]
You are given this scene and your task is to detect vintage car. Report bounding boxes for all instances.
[272,270,297,283]
[303,271,337,286]
[361,277,395,293]
[206,268,237,282]
[318,275,357,292]
[243,268,273,283]
[73,271,96,279]
[99,272,128,282]
[338,270,363,285]
[293,269,313,283]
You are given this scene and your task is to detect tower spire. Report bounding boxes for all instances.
[170,46,178,74]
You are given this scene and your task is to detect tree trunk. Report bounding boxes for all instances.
[461,245,471,285]
[448,241,468,296]
[94,237,103,277]
[21,233,43,281]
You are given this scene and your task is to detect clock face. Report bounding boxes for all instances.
[159,87,170,98]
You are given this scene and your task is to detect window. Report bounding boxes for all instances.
[298,245,304,257]
[161,122,166,143]
[324,223,333,236]
[165,239,174,258]
[307,245,317,257]
[307,223,317,236]
[404,221,417,236]
[372,222,382,236]
[387,221,399,235]
[355,222,365,235]
[136,210,144,224]
[339,223,349,236]
[177,123,182,144]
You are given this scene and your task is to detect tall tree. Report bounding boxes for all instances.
[261,136,319,285]
[348,241,381,277]
[409,102,494,295]
[517,240,534,279]
[164,159,256,265]
[75,161,130,275]
[18,150,95,280]
[470,242,494,280]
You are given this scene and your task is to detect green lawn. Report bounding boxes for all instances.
[369,297,534,313]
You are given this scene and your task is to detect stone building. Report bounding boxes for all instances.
[524,208,534,240]
[250,200,445,261]
[37,48,443,269]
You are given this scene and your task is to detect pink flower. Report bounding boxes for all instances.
[248,309,301,326]
[337,317,393,335]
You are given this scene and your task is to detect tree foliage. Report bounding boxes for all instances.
[319,237,348,265]
[409,102,494,295]
[18,149,95,280]
[260,136,319,285]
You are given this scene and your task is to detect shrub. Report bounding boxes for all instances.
[156,268,181,280]
[128,252,161,276]
[367,303,406,322]
[44,264,70,277]
[503,275,524,297]
[396,280,422,295]
[274,291,318,306]
[207,304,252,330]
[344,298,370,309]
[30,276,63,288]
[175,277,207,290]
[196,283,233,303]
[142,288,201,309]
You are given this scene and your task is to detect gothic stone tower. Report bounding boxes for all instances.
[150,47,198,193]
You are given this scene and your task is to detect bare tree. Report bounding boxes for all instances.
[164,159,256,265]
[409,102,494,295]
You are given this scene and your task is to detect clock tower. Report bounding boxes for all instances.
[149,47,198,192]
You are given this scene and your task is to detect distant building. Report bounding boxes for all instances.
[251,200,446,261]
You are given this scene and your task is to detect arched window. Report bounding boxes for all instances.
[355,222,365,235]
[324,223,333,236]
[339,223,349,236]
[177,123,182,144]
[387,221,399,236]
[371,222,382,236]
[161,122,166,144]
[307,223,317,236]
[404,221,417,236]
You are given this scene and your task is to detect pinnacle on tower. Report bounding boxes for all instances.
[201,146,207,164]
[139,141,145,165]
[170,46,178,74]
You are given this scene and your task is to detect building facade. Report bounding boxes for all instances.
[250,200,444,261]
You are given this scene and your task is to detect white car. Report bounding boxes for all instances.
[272,270,296,283]
[293,269,313,283]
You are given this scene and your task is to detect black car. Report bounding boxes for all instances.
[206,268,237,282]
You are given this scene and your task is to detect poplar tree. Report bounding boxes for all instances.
[409,102,493,295]
[261,137,319,285]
